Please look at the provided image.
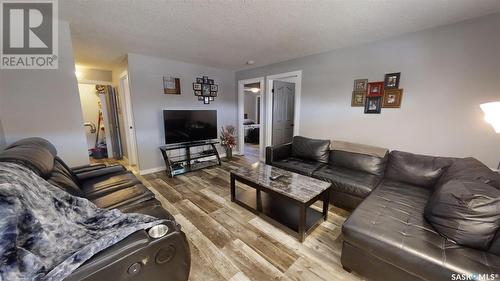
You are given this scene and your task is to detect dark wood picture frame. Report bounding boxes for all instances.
[367,82,384,97]
[193,83,202,90]
[384,72,401,89]
[364,96,382,114]
[351,91,366,107]
[382,89,403,108]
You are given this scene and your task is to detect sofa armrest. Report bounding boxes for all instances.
[265,142,292,164]
[76,165,126,181]
[71,163,107,174]
[65,221,191,281]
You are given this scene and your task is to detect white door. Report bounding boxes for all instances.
[120,76,138,165]
[272,81,295,145]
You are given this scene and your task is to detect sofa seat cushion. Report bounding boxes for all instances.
[313,165,381,198]
[80,171,140,196]
[90,184,155,210]
[424,180,500,251]
[342,180,500,280]
[272,157,325,176]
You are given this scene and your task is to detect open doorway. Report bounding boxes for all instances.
[238,77,265,162]
[265,70,302,147]
[77,83,113,160]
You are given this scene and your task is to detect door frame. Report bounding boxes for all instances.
[237,77,265,161]
[266,70,302,147]
[119,72,139,166]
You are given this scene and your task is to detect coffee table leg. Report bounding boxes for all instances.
[298,204,306,242]
[230,174,236,202]
[256,187,263,212]
[323,189,330,221]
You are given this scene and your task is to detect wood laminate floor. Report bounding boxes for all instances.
[93,155,363,281]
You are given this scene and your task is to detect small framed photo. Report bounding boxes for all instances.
[367,82,384,97]
[209,97,214,101]
[194,90,202,96]
[203,76,209,84]
[353,79,368,91]
[196,77,204,83]
[210,91,217,97]
[364,96,382,114]
[384,72,400,89]
[210,84,218,92]
[203,96,210,104]
[198,96,204,101]
[382,89,403,108]
[193,83,202,90]
[202,84,211,96]
[208,79,214,85]
[351,91,366,107]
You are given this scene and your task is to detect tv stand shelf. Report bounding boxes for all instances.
[159,140,221,177]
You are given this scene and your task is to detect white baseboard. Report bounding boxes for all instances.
[139,150,241,175]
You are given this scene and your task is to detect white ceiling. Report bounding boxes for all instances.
[60,0,500,71]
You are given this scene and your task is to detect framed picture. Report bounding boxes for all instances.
[364,96,382,114]
[210,84,218,92]
[208,79,214,85]
[367,82,384,97]
[194,90,202,96]
[353,79,368,91]
[193,83,202,90]
[210,91,217,97]
[198,96,204,101]
[351,91,365,107]
[202,84,211,96]
[384,72,400,89]
[203,96,210,104]
[209,97,214,101]
[163,76,181,95]
[203,76,209,84]
[196,78,204,83]
[382,89,403,108]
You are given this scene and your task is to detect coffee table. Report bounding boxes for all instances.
[230,163,331,242]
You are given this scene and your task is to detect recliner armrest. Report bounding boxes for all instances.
[265,142,292,164]
[65,221,191,281]
[72,163,107,174]
[76,165,126,181]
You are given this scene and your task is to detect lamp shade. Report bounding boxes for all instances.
[480,102,500,133]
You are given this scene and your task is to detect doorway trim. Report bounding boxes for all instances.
[119,72,139,166]
[265,70,302,147]
[237,77,265,161]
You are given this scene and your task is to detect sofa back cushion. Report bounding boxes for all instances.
[385,150,452,188]
[0,144,55,178]
[291,136,330,163]
[329,150,388,176]
[424,180,500,251]
[436,157,500,190]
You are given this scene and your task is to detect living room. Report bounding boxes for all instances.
[0,1,500,281]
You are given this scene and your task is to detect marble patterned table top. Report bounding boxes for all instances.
[231,163,331,203]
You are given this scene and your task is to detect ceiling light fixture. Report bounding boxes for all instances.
[246,60,255,65]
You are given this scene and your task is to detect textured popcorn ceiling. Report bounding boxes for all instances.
[60,0,500,70]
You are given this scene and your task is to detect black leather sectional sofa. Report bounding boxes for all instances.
[266,136,500,281]
[0,138,191,281]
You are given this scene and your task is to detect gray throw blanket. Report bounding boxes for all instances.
[0,162,164,281]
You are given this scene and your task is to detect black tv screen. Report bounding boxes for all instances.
[163,110,217,144]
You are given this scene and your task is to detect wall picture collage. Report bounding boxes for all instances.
[351,72,403,114]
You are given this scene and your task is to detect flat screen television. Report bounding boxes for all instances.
[163,110,217,144]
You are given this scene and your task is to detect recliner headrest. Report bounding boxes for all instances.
[0,138,56,178]
[6,137,57,156]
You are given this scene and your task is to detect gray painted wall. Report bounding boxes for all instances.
[236,14,500,168]
[0,119,5,148]
[0,21,89,166]
[127,53,237,172]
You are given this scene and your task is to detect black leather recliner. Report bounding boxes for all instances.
[0,138,191,281]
